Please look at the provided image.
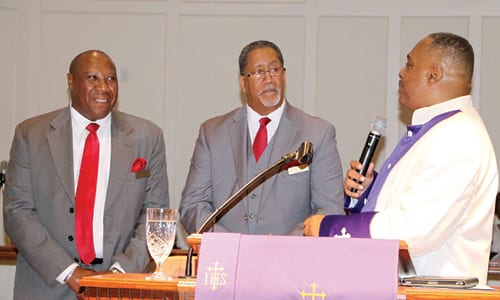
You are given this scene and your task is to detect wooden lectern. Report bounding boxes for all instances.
[80,250,197,300]
[80,273,196,300]
[80,273,500,300]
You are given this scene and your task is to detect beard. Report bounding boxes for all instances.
[258,84,282,107]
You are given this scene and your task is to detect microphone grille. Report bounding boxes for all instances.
[370,116,387,136]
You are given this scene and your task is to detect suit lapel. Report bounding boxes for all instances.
[229,107,249,190]
[260,102,298,202]
[47,108,75,204]
[105,112,134,209]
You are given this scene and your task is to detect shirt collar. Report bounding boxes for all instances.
[411,95,472,125]
[246,99,286,125]
[70,106,112,131]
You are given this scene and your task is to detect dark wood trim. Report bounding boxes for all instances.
[0,245,17,265]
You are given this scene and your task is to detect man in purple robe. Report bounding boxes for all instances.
[303,32,498,286]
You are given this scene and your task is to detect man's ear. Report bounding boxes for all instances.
[427,64,443,83]
[67,73,74,91]
[239,75,246,93]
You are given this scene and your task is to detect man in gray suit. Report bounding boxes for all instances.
[179,40,344,236]
[3,50,169,299]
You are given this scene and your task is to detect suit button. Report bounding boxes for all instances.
[243,214,249,221]
[68,235,74,241]
[69,207,74,213]
[249,213,255,219]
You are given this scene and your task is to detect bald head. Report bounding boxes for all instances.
[69,50,116,75]
[398,32,476,110]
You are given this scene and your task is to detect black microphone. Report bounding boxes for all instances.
[0,161,6,189]
[351,116,386,193]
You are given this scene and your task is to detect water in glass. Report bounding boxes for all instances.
[146,208,176,280]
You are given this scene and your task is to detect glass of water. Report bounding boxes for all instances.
[146,208,177,280]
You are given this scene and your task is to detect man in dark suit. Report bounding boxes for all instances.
[179,40,345,235]
[3,50,169,299]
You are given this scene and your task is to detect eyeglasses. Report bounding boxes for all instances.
[243,67,286,80]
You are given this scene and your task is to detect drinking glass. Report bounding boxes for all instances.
[146,208,177,280]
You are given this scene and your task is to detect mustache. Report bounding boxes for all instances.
[258,84,280,96]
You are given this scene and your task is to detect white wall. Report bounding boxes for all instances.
[1,0,500,296]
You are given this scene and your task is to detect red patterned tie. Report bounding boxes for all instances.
[253,117,271,162]
[75,123,99,264]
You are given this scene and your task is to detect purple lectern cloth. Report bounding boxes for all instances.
[195,233,399,300]
[194,232,240,299]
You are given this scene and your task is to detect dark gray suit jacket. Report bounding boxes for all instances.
[3,107,169,299]
[179,101,345,235]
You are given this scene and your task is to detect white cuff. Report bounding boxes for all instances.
[57,263,79,285]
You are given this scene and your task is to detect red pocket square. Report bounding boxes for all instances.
[131,158,147,172]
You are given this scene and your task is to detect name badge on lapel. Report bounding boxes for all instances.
[135,170,151,179]
[287,164,309,175]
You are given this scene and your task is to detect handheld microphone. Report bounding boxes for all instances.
[351,116,387,192]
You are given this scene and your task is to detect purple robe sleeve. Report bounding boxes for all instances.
[319,212,377,238]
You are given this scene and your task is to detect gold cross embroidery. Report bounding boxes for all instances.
[300,283,327,300]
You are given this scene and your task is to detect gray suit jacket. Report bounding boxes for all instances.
[3,107,169,300]
[180,101,344,235]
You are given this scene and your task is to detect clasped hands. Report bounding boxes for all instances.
[303,160,374,237]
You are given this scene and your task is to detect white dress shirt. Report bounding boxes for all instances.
[247,100,285,144]
[56,107,112,284]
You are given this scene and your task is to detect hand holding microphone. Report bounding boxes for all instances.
[345,160,374,196]
[348,116,386,194]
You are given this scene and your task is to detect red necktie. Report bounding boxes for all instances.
[75,123,99,264]
[253,117,271,162]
